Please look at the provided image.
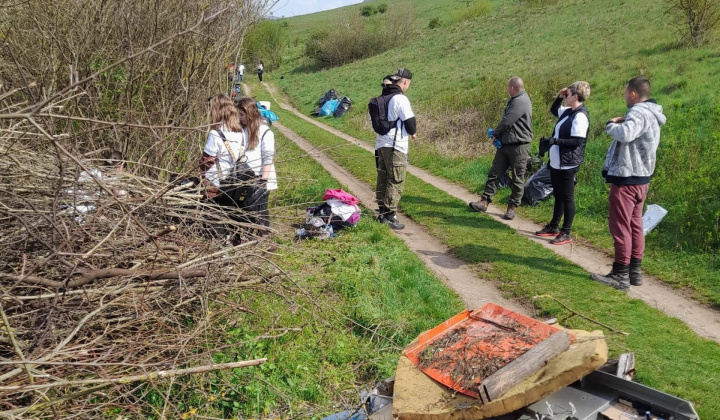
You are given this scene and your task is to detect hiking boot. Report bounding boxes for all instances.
[550,232,572,245]
[469,199,489,213]
[590,263,630,291]
[382,213,405,230]
[536,225,560,237]
[629,257,643,286]
[503,204,517,220]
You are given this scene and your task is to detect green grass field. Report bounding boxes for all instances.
[243,79,720,418]
[266,0,720,305]
[168,128,465,418]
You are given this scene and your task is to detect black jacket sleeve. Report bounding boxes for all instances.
[404,117,417,136]
[550,96,563,117]
[553,136,586,147]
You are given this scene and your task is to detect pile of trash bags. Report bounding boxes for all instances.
[313,89,352,118]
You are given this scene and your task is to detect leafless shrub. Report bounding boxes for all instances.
[666,0,720,46]
[0,0,296,417]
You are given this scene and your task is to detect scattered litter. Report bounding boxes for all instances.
[296,189,360,240]
[642,204,668,235]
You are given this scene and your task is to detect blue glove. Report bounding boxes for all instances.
[493,139,502,149]
[487,128,494,138]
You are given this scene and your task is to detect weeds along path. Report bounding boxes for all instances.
[258,82,720,344]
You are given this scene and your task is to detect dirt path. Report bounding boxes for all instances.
[257,82,720,344]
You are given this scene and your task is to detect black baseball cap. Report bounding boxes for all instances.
[394,67,412,80]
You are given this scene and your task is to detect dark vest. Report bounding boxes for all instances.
[555,104,589,167]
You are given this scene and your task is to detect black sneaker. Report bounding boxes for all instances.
[550,232,572,245]
[383,214,405,230]
[535,225,559,237]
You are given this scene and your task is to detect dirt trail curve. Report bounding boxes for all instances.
[258,82,720,344]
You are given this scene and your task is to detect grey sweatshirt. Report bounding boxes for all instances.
[494,90,533,145]
[603,100,667,185]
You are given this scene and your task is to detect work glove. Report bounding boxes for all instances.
[539,137,552,157]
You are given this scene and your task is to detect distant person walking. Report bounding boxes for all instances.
[469,76,533,220]
[237,63,245,83]
[373,68,417,230]
[535,81,591,245]
[591,77,666,291]
[257,60,264,82]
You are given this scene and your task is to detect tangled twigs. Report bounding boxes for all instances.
[0,359,267,418]
[0,268,208,289]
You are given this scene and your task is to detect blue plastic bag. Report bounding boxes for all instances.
[319,99,340,116]
[256,103,278,123]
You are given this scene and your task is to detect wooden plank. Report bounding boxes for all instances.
[477,330,572,404]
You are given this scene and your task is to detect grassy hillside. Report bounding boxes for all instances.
[270,0,720,304]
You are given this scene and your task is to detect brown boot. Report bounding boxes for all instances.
[469,198,489,213]
[503,204,517,220]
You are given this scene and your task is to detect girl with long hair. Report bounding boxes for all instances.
[199,94,245,241]
[235,96,276,232]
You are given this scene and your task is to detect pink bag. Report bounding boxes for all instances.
[322,188,359,205]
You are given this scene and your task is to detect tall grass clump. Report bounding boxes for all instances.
[452,0,492,23]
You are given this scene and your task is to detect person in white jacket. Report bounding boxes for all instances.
[591,77,667,291]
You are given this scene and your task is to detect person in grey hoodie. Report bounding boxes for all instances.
[591,77,666,291]
[469,76,533,220]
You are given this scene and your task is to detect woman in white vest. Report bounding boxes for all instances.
[235,96,277,235]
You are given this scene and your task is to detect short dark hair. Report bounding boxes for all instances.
[626,77,651,99]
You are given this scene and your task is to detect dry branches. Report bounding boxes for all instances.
[0,0,284,417]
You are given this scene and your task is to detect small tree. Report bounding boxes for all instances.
[666,0,720,46]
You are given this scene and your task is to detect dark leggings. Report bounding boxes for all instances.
[258,71,263,82]
[549,167,579,233]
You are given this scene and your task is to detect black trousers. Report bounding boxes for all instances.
[258,71,263,82]
[549,167,579,233]
[242,190,270,229]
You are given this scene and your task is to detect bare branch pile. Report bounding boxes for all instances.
[0,0,283,417]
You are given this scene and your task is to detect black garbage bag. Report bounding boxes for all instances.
[318,89,339,107]
[523,163,553,206]
[333,96,352,118]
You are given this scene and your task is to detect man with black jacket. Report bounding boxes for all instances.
[469,76,533,220]
[375,68,417,230]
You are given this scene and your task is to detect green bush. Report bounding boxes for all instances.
[243,20,289,71]
[377,3,388,13]
[304,14,411,69]
[428,16,442,29]
[360,5,377,16]
[453,0,492,22]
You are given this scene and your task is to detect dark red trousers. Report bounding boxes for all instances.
[608,184,649,265]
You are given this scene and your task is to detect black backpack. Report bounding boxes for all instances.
[217,130,268,206]
[368,92,401,135]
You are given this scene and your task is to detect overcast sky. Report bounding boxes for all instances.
[270,0,364,18]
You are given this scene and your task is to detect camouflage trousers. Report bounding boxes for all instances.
[375,147,407,214]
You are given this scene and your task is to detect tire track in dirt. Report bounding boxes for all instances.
[256,82,720,344]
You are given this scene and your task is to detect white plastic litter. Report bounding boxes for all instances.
[642,204,668,236]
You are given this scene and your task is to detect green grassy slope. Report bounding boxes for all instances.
[247,79,720,418]
[270,0,720,304]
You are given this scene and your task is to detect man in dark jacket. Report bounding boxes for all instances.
[591,77,666,291]
[469,76,533,220]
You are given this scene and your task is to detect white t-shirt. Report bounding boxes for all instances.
[257,63,264,72]
[243,125,277,190]
[238,64,245,76]
[374,94,414,154]
[550,105,589,170]
[203,128,246,187]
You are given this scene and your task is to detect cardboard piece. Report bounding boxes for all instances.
[393,329,608,420]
